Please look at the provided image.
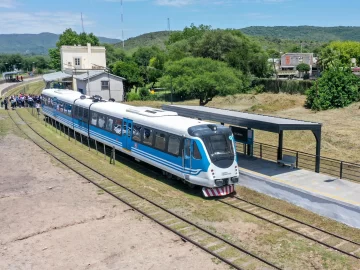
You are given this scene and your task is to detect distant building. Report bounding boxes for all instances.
[60,43,106,71]
[74,70,125,101]
[280,53,316,77]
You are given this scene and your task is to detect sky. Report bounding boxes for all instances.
[1,0,360,39]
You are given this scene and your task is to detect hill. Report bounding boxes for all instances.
[113,26,360,54]
[114,31,170,54]
[240,26,360,42]
[0,32,120,55]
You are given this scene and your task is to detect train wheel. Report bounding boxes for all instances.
[186,182,195,189]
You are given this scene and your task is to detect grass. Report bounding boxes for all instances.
[4,80,45,98]
[9,107,359,269]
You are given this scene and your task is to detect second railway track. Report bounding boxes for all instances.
[218,196,360,260]
[8,109,282,270]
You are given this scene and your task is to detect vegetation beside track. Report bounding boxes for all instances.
[7,107,359,270]
[3,80,45,98]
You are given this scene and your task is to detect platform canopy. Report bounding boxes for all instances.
[162,105,322,172]
[43,71,72,82]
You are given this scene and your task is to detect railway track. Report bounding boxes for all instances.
[218,196,360,260]
[17,108,360,265]
[8,110,282,270]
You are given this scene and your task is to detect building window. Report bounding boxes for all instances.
[101,81,109,90]
[74,58,81,67]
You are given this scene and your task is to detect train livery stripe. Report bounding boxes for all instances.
[131,147,202,175]
[131,147,201,174]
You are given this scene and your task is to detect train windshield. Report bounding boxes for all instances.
[203,134,234,161]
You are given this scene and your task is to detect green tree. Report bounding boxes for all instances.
[296,63,310,73]
[306,64,360,110]
[49,48,61,70]
[159,57,249,106]
[112,61,143,92]
[103,43,127,65]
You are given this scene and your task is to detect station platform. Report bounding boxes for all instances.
[236,153,360,229]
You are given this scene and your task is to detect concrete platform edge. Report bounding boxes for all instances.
[237,169,360,229]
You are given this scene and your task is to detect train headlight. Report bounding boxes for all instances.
[215,179,224,186]
[232,177,239,183]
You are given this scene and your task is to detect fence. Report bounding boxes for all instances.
[237,141,360,183]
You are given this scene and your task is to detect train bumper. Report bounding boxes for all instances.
[202,185,235,197]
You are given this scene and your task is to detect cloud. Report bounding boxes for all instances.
[154,0,289,7]
[0,11,95,34]
[155,0,193,6]
[0,0,17,8]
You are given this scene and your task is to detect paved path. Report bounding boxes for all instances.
[0,76,42,97]
[237,153,360,228]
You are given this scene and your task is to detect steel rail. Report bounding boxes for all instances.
[9,110,281,270]
[34,110,360,261]
[218,197,360,260]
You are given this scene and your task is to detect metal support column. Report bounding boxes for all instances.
[312,129,322,173]
[277,130,284,161]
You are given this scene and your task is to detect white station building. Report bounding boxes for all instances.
[43,43,125,102]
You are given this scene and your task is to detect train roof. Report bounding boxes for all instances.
[42,88,228,136]
[91,102,209,136]
[42,89,84,104]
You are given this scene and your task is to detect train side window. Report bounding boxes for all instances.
[106,117,114,132]
[154,132,166,151]
[132,125,142,142]
[73,106,78,118]
[67,104,72,116]
[193,141,202,160]
[168,135,180,156]
[98,114,106,129]
[83,108,89,122]
[78,107,84,120]
[91,112,98,126]
[143,128,153,146]
[113,119,122,135]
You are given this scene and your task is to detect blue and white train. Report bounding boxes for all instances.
[41,88,239,197]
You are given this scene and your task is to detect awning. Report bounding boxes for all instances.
[43,71,72,82]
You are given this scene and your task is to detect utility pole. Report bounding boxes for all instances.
[81,12,85,33]
[121,0,124,48]
[167,18,171,32]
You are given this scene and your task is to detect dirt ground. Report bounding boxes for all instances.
[0,134,227,270]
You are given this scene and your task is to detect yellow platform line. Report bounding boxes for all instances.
[239,167,360,207]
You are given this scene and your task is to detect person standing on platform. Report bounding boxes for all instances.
[4,98,8,110]
[35,101,41,115]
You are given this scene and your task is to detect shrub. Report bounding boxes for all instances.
[252,78,313,94]
[126,92,141,101]
[138,87,150,100]
[305,66,360,110]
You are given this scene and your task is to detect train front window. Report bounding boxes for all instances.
[204,134,234,160]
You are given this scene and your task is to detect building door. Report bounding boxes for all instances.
[183,138,192,172]
[123,118,133,150]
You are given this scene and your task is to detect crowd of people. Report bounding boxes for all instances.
[1,93,42,113]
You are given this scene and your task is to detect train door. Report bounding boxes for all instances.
[183,138,192,171]
[123,118,133,150]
